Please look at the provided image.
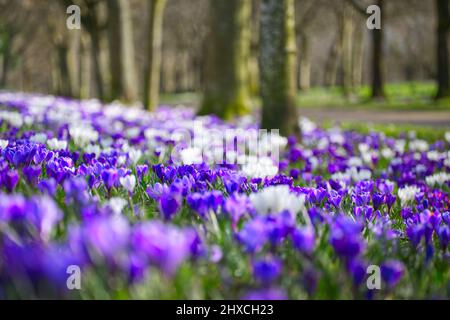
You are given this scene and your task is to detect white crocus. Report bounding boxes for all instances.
[0,139,9,149]
[128,148,143,165]
[398,185,421,206]
[409,139,428,152]
[47,138,68,150]
[69,124,99,147]
[444,132,450,143]
[0,110,23,127]
[425,172,450,187]
[84,144,101,156]
[241,156,279,178]
[180,147,203,165]
[107,197,128,215]
[30,133,48,144]
[381,147,394,159]
[249,185,305,216]
[120,175,136,193]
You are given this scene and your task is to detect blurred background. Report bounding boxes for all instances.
[0,0,449,129]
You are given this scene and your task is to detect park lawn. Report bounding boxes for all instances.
[323,121,449,143]
[160,82,450,111]
[296,82,450,111]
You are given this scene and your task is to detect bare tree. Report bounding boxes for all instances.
[199,0,252,119]
[260,0,298,136]
[436,0,449,99]
[347,0,385,99]
[107,0,138,102]
[144,0,167,110]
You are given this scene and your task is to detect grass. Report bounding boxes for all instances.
[324,121,449,142]
[296,82,450,111]
[160,82,450,111]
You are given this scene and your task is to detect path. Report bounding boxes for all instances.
[300,108,450,127]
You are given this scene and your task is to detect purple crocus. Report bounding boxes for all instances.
[292,226,315,255]
[437,225,449,250]
[131,221,198,275]
[252,257,282,284]
[101,168,119,190]
[236,217,268,253]
[2,170,19,192]
[223,193,251,229]
[330,216,366,260]
[381,260,405,288]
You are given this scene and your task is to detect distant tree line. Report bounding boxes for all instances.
[0,0,448,135]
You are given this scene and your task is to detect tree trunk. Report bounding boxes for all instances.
[108,0,138,102]
[436,0,450,99]
[144,0,167,111]
[80,34,91,99]
[199,0,251,119]
[68,30,81,98]
[57,44,72,96]
[341,2,354,98]
[107,0,121,100]
[371,0,385,99]
[0,33,12,88]
[324,38,342,87]
[248,0,260,96]
[299,32,311,91]
[89,29,105,100]
[352,24,364,88]
[260,0,298,136]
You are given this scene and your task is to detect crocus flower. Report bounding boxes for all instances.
[381,260,405,288]
[101,168,119,190]
[120,174,137,193]
[330,216,365,260]
[437,225,449,250]
[236,217,268,253]
[69,215,130,266]
[23,165,41,185]
[252,257,282,284]
[2,170,19,192]
[292,226,315,255]
[223,193,251,228]
[131,221,198,275]
[159,185,182,220]
[249,185,304,216]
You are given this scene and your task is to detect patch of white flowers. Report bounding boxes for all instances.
[30,133,48,144]
[0,110,23,127]
[241,156,279,178]
[106,197,128,215]
[69,124,99,147]
[425,172,450,187]
[249,185,305,216]
[120,175,137,193]
[409,139,429,152]
[47,138,68,150]
[0,139,9,149]
[398,185,421,206]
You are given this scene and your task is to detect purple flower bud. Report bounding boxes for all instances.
[437,225,449,251]
[23,165,41,185]
[2,170,19,192]
[101,168,118,190]
[381,260,404,288]
[252,257,282,284]
[236,217,267,253]
[292,226,315,255]
[38,178,58,196]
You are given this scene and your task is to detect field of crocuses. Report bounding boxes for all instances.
[0,91,448,300]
